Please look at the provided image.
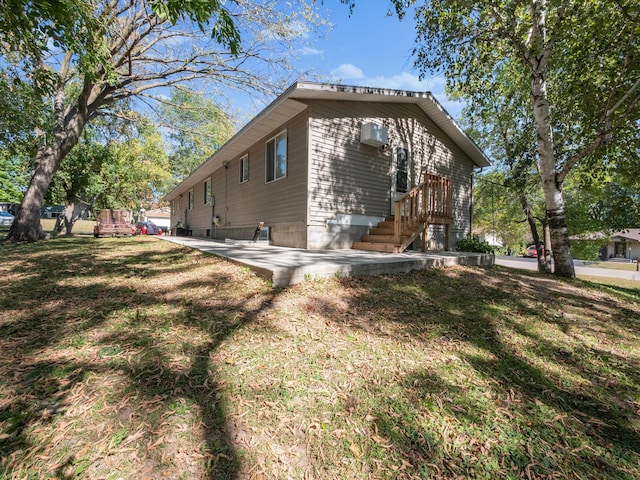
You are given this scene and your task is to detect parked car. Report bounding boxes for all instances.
[136,221,163,235]
[0,211,14,226]
[524,245,545,258]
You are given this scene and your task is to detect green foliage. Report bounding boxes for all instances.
[87,119,172,210]
[455,236,494,254]
[161,89,234,181]
[46,136,114,206]
[571,240,605,262]
[0,150,29,202]
[472,171,534,249]
[0,72,47,151]
[564,164,640,235]
[150,0,241,54]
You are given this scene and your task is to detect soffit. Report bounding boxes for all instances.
[164,96,308,200]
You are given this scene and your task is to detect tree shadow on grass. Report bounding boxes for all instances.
[0,236,279,479]
[325,265,640,479]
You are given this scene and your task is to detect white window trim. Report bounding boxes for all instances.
[239,154,249,184]
[265,130,287,183]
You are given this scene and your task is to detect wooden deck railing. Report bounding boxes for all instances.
[393,173,452,248]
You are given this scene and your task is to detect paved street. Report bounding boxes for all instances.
[495,256,640,281]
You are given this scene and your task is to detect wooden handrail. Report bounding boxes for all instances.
[393,173,452,244]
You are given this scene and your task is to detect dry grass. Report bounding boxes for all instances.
[1,236,639,479]
[585,262,639,272]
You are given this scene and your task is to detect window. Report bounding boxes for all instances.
[188,189,194,210]
[266,131,287,182]
[204,178,212,204]
[240,154,249,183]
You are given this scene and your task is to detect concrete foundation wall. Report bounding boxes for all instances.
[307,224,372,250]
[212,222,307,249]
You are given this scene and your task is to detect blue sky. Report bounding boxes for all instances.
[233,2,465,122]
[292,2,462,118]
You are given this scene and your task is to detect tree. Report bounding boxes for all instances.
[0,149,29,203]
[472,172,533,251]
[459,57,552,271]
[564,166,640,235]
[161,89,235,181]
[87,119,172,211]
[46,136,113,235]
[387,0,640,278]
[3,0,326,242]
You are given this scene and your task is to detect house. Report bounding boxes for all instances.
[41,205,64,219]
[571,229,640,260]
[163,82,491,252]
[607,229,640,259]
[41,203,92,220]
[142,207,171,230]
[597,229,639,260]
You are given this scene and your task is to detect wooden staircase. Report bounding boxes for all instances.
[352,217,419,253]
[352,173,453,254]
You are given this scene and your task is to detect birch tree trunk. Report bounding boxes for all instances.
[528,0,575,278]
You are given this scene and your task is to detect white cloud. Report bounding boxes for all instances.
[330,63,365,80]
[327,66,464,118]
[299,46,323,56]
[329,66,445,93]
[369,72,446,93]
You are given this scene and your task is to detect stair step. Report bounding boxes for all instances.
[377,221,395,229]
[361,234,410,243]
[369,227,394,235]
[352,242,402,253]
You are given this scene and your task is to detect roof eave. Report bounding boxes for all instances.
[163,81,491,201]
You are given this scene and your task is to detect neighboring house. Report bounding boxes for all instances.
[164,82,491,252]
[142,208,171,230]
[41,205,64,219]
[608,229,640,259]
[572,229,640,260]
[41,203,92,220]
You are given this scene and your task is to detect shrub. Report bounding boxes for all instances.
[455,236,494,254]
[572,240,605,261]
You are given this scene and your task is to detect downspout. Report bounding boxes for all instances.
[223,161,229,225]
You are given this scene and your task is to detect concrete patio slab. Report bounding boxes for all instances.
[160,236,494,286]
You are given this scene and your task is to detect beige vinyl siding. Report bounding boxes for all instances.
[193,111,310,245]
[182,181,215,236]
[308,102,391,225]
[307,101,474,239]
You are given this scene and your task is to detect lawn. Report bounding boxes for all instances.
[0,219,97,237]
[1,236,639,479]
[586,261,639,272]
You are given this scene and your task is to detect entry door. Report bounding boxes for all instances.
[390,146,409,214]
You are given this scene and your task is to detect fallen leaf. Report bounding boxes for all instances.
[371,434,391,448]
[349,443,361,458]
